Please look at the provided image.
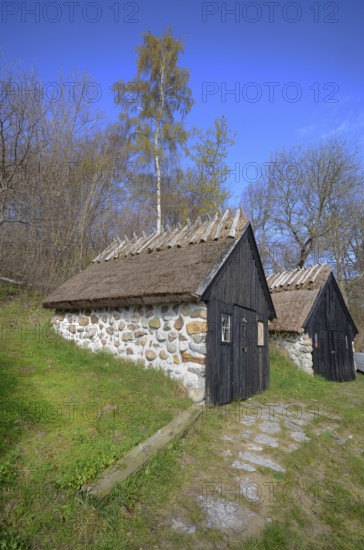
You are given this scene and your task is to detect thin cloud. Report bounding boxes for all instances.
[297,124,316,138]
[319,112,364,140]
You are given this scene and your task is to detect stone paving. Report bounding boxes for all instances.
[169,400,345,536]
[196,495,256,531]
[178,400,342,534]
[219,401,316,477]
[238,451,286,473]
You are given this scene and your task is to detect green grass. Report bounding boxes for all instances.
[1,296,364,549]
[0,297,191,548]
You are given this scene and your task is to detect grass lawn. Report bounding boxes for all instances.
[0,294,191,548]
[1,292,364,549]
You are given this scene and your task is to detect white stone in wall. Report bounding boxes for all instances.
[189,342,207,354]
[156,330,166,342]
[273,332,313,375]
[179,340,189,352]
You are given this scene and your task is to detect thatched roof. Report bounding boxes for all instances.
[267,264,331,293]
[267,264,331,333]
[43,209,250,310]
[268,288,322,333]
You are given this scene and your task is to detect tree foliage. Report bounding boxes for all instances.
[181,114,235,220]
[113,29,194,232]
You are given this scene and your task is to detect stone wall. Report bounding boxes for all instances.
[52,302,207,402]
[271,332,314,375]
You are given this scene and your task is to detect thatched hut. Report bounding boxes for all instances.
[43,209,275,404]
[268,264,358,381]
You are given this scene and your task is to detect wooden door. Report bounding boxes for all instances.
[206,301,261,405]
[328,330,355,381]
[232,306,257,401]
[329,330,340,380]
[313,329,355,381]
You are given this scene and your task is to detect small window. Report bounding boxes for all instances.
[314,333,319,348]
[257,321,264,346]
[221,314,231,343]
[345,334,349,350]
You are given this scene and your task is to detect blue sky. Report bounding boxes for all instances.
[1,0,363,202]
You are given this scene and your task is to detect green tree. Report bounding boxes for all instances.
[113,29,193,232]
[183,115,235,219]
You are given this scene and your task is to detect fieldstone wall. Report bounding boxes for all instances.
[52,302,207,402]
[271,332,314,375]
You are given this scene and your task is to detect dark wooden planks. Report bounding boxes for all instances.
[307,276,356,382]
[204,230,271,405]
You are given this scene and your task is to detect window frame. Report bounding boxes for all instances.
[221,313,232,344]
[314,332,319,348]
[257,320,265,347]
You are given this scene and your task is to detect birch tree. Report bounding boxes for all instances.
[113,29,193,232]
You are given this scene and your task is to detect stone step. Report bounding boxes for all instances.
[231,461,256,472]
[254,434,279,448]
[238,452,286,473]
